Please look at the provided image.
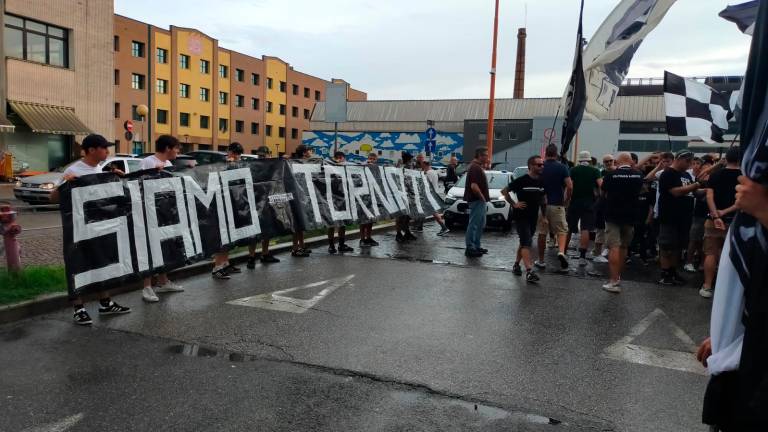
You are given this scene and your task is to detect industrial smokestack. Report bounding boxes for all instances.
[513,28,527,99]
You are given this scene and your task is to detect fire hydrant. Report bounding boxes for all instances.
[0,203,22,272]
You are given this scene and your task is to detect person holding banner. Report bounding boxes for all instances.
[291,145,312,257]
[58,134,131,325]
[395,152,418,243]
[327,151,353,254]
[139,135,185,301]
[358,153,380,248]
[420,159,450,236]
[212,143,246,279]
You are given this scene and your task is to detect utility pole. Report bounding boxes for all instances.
[486,0,500,159]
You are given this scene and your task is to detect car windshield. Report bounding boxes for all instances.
[455,172,510,190]
[512,167,529,179]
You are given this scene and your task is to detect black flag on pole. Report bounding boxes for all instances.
[561,0,587,158]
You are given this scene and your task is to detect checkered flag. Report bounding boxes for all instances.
[664,71,732,143]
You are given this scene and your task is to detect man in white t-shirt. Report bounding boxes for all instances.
[139,135,184,302]
[58,134,131,325]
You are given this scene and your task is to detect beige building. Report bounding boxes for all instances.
[1,0,114,171]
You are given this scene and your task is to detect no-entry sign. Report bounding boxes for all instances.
[124,120,134,132]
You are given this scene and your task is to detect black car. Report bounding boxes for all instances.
[185,150,227,165]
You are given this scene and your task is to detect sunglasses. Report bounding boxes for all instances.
[533,163,544,167]
[603,160,614,164]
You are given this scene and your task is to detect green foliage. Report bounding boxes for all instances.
[0,266,66,305]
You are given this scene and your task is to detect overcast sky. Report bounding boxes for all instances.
[115,0,752,100]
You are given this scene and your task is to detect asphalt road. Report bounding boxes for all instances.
[0,223,714,431]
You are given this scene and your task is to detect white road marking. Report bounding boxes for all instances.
[601,308,707,375]
[227,274,355,314]
[22,413,84,432]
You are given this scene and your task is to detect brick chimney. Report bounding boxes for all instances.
[513,28,527,99]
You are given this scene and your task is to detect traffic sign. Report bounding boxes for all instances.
[124,131,134,141]
[425,127,437,140]
[425,139,436,155]
[124,120,134,132]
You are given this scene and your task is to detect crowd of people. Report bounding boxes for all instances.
[60,133,746,325]
[465,143,743,295]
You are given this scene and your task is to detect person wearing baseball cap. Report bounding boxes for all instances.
[211,142,246,279]
[657,148,702,285]
[59,134,130,325]
[567,150,602,266]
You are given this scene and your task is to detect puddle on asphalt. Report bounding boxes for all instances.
[168,343,257,362]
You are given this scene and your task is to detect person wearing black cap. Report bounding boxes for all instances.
[60,134,131,325]
[657,149,702,285]
[212,142,246,279]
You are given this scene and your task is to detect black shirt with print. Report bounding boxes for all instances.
[602,166,644,225]
[658,167,695,225]
[508,174,545,221]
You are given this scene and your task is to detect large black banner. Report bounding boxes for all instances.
[59,159,443,298]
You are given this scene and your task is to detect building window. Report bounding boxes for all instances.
[131,41,144,57]
[265,125,273,136]
[114,103,120,119]
[278,127,285,138]
[235,68,244,82]
[235,120,244,133]
[156,48,167,64]
[292,84,299,95]
[251,73,259,85]
[156,79,168,94]
[279,104,286,115]
[235,94,244,107]
[291,106,298,117]
[114,69,120,85]
[179,83,190,98]
[3,14,69,67]
[251,122,259,135]
[303,108,310,119]
[200,115,210,129]
[266,101,273,113]
[315,90,321,101]
[200,59,210,74]
[279,81,286,92]
[113,35,119,51]
[157,109,168,124]
[131,105,142,121]
[219,64,228,78]
[267,77,273,89]
[303,87,310,98]
[219,91,228,105]
[180,112,190,127]
[200,87,210,102]
[291,128,298,139]
[179,54,190,69]
[251,98,259,110]
[219,118,228,132]
[131,73,145,90]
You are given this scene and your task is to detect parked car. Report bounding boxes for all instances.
[442,170,515,230]
[167,154,197,171]
[511,166,529,180]
[185,150,227,165]
[13,157,143,205]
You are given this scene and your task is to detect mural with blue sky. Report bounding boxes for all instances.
[303,131,464,166]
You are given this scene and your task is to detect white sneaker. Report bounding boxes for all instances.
[585,252,596,261]
[578,258,588,267]
[593,256,609,263]
[155,281,185,293]
[142,287,159,302]
[602,281,621,293]
[699,286,713,298]
[601,249,609,257]
[534,260,547,269]
[683,264,697,273]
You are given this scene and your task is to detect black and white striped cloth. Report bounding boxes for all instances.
[663,71,732,143]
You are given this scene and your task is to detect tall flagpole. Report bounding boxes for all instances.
[486,0,500,160]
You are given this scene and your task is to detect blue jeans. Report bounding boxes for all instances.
[465,200,487,250]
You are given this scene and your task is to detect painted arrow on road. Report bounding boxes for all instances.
[227,275,355,314]
[22,414,84,432]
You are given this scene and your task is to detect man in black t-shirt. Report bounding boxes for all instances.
[683,158,713,273]
[502,155,546,283]
[657,150,702,285]
[600,153,644,293]
[700,147,742,298]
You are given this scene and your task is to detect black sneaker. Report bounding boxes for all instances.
[672,272,686,286]
[478,247,489,254]
[395,233,406,243]
[328,245,338,254]
[73,308,92,325]
[367,238,380,246]
[302,248,313,254]
[404,232,418,241]
[260,254,280,264]
[212,268,231,279]
[557,253,569,269]
[465,248,483,258]
[98,301,131,315]
[658,276,675,285]
[339,244,354,253]
[359,239,371,248]
[512,263,523,276]
[292,249,310,257]
[437,227,450,236]
[526,270,540,283]
[225,264,242,274]
[246,256,257,269]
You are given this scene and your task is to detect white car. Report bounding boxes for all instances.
[14,157,143,205]
[443,170,515,230]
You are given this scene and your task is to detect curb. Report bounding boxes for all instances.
[0,223,396,325]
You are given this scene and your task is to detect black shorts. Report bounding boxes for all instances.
[567,201,596,233]
[516,216,538,248]
[659,222,691,251]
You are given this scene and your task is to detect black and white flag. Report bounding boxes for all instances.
[719,0,759,35]
[663,71,732,143]
[561,0,587,157]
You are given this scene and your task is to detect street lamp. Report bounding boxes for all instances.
[136,104,149,152]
